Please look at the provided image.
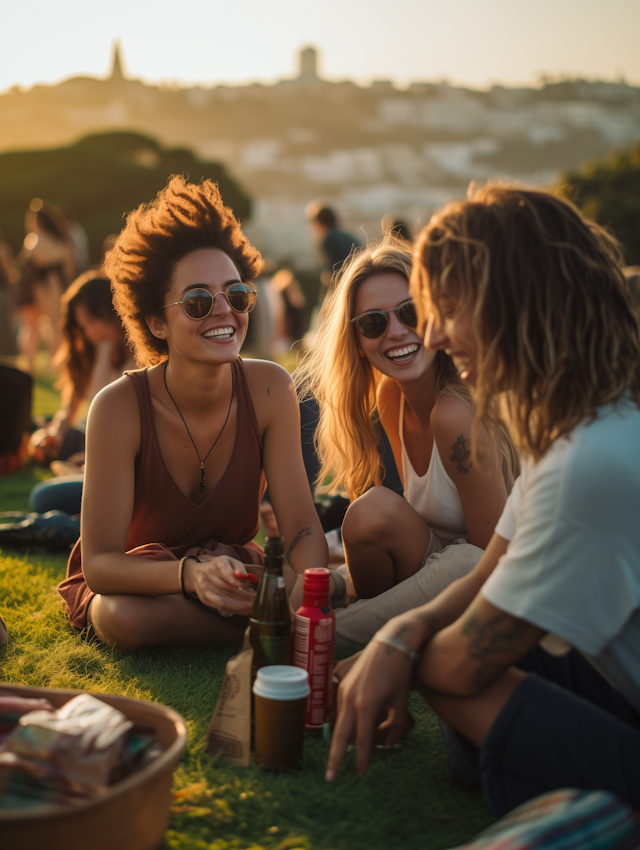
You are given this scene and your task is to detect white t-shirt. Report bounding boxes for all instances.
[484,398,640,713]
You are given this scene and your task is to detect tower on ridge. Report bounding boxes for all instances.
[298,46,318,81]
[110,41,126,82]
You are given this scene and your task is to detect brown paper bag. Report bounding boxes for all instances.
[206,626,253,767]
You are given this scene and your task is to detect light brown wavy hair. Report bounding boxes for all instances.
[412,182,640,461]
[294,233,518,500]
[103,176,264,366]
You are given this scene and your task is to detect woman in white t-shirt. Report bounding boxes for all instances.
[326,184,640,817]
[295,234,518,605]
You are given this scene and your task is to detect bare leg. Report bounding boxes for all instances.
[88,593,245,651]
[342,486,432,598]
[420,667,527,749]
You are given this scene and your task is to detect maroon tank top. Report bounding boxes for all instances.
[58,358,266,628]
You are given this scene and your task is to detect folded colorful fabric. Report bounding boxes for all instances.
[451,789,640,850]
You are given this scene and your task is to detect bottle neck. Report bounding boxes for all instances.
[263,556,284,576]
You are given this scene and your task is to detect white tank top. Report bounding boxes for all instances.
[399,395,467,543]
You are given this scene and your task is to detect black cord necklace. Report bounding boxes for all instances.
[163,362,235,494]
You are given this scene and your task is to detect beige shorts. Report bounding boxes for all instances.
[334,532,482,648]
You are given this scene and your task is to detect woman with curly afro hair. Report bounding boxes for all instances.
[58,177,327,650]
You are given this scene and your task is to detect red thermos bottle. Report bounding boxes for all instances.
[292,568,335,731]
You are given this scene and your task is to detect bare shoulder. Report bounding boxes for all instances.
[243,358,296,432]
[86,374,140,442]
[431,393,475,476]
[243,358,293,395]
[431,393,474,439]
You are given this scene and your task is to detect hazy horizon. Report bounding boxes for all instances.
[2,0,639,94]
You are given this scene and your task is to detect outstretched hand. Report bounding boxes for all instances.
[326,624,420,781]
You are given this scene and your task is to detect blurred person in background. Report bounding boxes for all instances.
[15,199,75,373]
[61,206,91,275]
[243,259,275,360]
[382,215,413,243]
[30,271,134,480]
[268,268,309,354]
[306,201,361,304]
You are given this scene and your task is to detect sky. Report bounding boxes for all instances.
[1,0,639,94]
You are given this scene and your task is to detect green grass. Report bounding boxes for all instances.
[0,362,494,849]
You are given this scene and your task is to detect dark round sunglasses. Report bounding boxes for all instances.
[350,299,417,338]
[163,285,257,319]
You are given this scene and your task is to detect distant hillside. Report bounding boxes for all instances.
[3,53,639,267]
[0,132,252,264]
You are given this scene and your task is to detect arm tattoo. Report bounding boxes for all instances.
[287,527,314,560]
[450,433,472,474]
[462,607,533,685]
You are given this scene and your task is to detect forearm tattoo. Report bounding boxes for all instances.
[287,527,315,560]
[462,606,533,685]
[450,433,472,474]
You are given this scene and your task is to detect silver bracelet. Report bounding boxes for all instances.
[371,632,420,666]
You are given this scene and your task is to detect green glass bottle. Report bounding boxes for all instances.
[249,536,291,683]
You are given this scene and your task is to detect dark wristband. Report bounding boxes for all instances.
[329,569,347,609]
[179,555,201,600]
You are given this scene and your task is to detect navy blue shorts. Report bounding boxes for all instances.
[440,647,640,817]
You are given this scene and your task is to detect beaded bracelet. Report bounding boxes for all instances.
[371,632,420,666]
[179,555,201,600]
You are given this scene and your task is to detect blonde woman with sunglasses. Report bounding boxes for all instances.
[295,234,517,644]
[58,177,327,649]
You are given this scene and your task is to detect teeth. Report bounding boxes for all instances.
[387,344,419,360]
[203,327,234,339]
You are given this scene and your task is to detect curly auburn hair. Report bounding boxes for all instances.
[103,176,264,365]
[412,182,640,461]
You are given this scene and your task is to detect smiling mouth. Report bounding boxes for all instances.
[202,326,235,340]
[386,344,419,362]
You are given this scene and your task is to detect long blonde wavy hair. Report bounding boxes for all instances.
[294,234,518,501]
[412,182,640,462]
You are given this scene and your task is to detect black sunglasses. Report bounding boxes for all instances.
[350,299,417,338]
[163,285,257,318]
